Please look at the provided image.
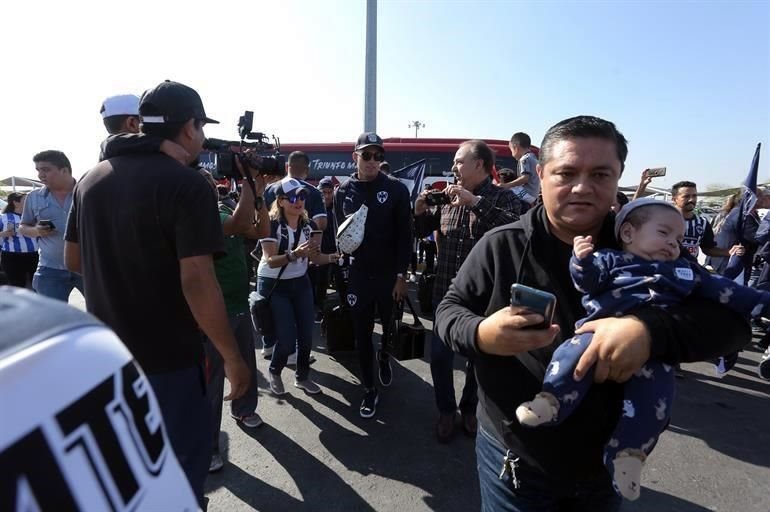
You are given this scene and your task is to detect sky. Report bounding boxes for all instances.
[1,0,768,191]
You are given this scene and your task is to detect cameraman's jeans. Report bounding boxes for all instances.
[430,329,477,416]
[476,428,621,512]
[33,266,83,302]
[205,311,259,453]
[258,274,314,381]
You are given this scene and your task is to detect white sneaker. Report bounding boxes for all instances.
[262,345,274,359]
[231,413,263,428]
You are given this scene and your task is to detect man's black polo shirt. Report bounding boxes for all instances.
[66,154,224,374]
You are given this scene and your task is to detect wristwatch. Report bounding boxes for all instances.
[286,249,296,262]
[397,273,405,280]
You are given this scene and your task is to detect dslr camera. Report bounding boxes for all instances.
[424,190,451,206]
[201,111,286,181]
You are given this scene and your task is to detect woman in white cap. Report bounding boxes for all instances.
[256,177,341,395]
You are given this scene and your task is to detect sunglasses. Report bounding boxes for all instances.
[282,192,307,204]
[358,151,385,162]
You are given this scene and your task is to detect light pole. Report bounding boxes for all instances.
[408,121,425,138]
[364,0,377,132]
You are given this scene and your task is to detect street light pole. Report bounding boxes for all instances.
[364,0,377,132]
[408,121,425,138]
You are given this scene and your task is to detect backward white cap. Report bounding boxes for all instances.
[614,197,683,240]
[100,94,140,118]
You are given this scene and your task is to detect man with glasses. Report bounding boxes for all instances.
[335,132,412,418]
[414,140,521,443]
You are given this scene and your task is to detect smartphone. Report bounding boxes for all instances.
[646,167,666,177]
[311,230,323,243]
[510,284,557,330]
[38,219,55,230]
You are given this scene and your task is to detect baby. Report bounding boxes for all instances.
[515,197,770,501]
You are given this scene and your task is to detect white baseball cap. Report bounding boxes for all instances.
[100,94,140,118]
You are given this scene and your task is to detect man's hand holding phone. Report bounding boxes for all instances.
[476,285,559,356]
[477,307,559,356]
[36,220,56,237]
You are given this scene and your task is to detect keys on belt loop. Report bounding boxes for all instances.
[498,449,521,489]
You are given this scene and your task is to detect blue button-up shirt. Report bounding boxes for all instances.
[21,184,74,270]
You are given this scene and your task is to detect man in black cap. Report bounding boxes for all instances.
[314,177,341,318]
[334,132,412,418]
[64,80,250,504]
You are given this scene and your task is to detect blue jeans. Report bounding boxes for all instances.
[33,266,83,302]
[148,365,211,507]
[257,274,314,381]
[205,312,260,452]
[430,330,477,415]
[476,428,621,512]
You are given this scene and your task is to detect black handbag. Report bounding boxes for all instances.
[322,302,356,353]
[251,223,300,337]
[385,297,426,360]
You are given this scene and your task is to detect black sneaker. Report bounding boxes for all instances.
[360,389,379,418]
[378,350,393,387]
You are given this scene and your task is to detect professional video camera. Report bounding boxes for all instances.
[201,111,285,181]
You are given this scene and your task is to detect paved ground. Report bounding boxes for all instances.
[67,289,770,512]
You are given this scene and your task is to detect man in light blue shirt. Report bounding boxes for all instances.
[20,150,83,301]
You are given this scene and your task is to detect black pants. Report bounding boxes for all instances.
[347,269,395,389]
[422,240,436,273]
[1,251,38,288]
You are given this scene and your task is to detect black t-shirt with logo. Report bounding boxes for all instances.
[66,154,224,374]
[682,214,715,258]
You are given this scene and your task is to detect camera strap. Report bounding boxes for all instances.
[263,221,302,301]
[241,172,262,212]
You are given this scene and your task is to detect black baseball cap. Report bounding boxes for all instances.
[139,80,219,125]
[355,132,384,152]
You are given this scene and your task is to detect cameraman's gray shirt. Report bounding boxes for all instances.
[519,152,540,199]
[21,185,73,270]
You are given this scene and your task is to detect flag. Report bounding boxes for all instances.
[723,143,761,281]
[391,159,427,205]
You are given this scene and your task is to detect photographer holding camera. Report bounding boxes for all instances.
[64,80,250,504]
[414,140,521,443]
[197,160,271,473]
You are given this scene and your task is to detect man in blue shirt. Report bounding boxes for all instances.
[20,150,83,301]
[264,151,326,230]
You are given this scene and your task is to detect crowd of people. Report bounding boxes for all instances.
[2,79,768,511]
